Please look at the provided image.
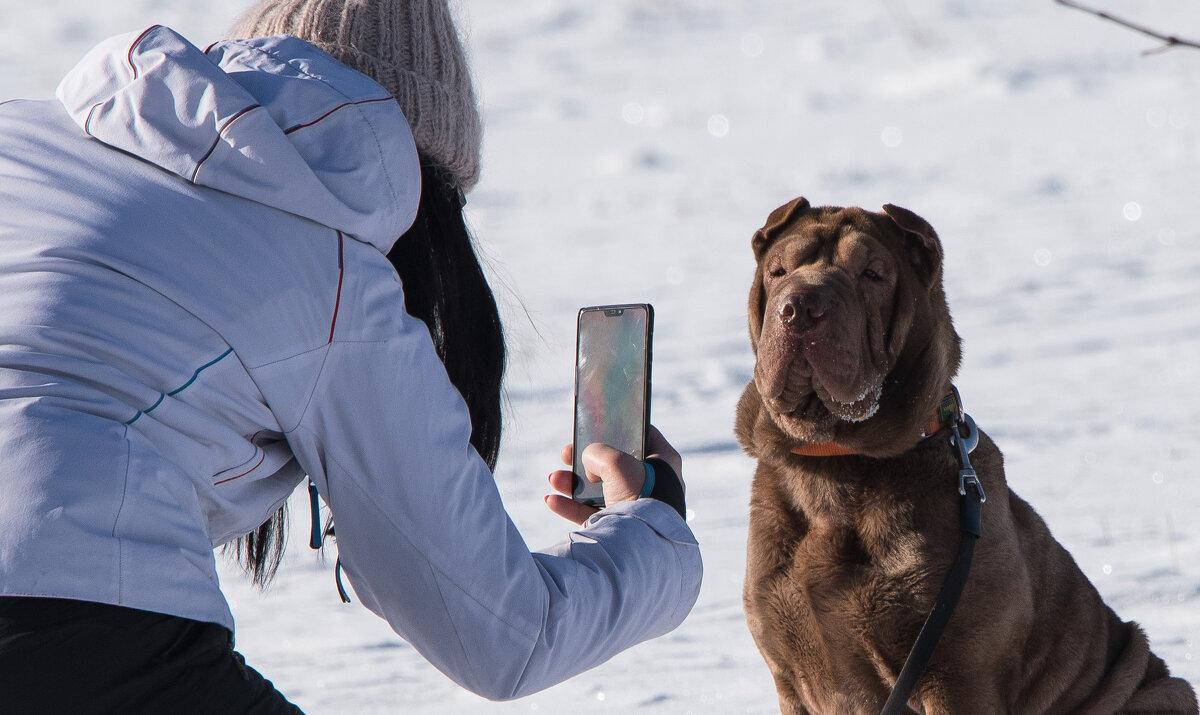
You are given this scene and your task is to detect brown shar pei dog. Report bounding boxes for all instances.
[735,197,1198,714]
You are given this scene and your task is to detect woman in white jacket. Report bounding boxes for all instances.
[0,1,701,712]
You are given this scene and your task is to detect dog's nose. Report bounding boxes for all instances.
[778,290,827,332]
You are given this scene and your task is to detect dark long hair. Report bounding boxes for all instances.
[230,162,506,588]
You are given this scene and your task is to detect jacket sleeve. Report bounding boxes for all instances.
[281,288,702,701]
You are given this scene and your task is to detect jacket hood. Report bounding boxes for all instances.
[56,25,420,253]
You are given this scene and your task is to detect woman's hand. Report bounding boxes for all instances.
[545,425,683,525]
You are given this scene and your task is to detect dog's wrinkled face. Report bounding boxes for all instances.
[748,197,949,446]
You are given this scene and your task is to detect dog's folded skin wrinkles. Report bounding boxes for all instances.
[736,197,1198,715]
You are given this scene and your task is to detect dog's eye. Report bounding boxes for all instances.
[768,266,787,278]
[861,268,882,282]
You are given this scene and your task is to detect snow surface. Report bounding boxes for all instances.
[2,0,1198,712]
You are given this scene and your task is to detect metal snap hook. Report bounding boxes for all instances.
[952,413,979,456]
[951,413,985,503]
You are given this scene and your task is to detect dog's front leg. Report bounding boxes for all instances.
[910,673,1007,715]
[758,654,817,715]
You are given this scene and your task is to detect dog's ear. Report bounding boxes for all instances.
[882,203,943,287]
[748,197,810,351]
[751,196,811,260]
[748,267,765,354]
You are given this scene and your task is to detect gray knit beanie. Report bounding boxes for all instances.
[231,0,482,192]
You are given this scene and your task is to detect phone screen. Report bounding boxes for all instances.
[572,304,653,508]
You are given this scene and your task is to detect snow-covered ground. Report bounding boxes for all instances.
[2,0,1198,712]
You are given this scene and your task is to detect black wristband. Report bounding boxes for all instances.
[644,457,686,520]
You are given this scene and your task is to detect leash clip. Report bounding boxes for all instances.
[958,466,985,502]
[951,417,984,503]
[947,389,985,503]
[953,414,985,537]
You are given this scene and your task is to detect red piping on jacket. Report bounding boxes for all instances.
[127,25,161,80]
[283,96,394,135]
[190,104,262,183]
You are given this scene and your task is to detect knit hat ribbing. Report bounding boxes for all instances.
[230,0,482,192]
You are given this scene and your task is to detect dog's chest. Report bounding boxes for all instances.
[749,473,935,643]
[777,472,928,577]
[781,512,930,618]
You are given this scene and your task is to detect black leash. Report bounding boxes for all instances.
[880,393,986,715]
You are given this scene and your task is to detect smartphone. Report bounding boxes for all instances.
[571,304,654,508]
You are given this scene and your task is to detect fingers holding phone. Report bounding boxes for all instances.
[546,433,679,525]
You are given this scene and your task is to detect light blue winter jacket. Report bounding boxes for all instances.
[0,26,701,700]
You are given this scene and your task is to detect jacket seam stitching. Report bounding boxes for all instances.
[111,434,133,603]
[241,338,390,371]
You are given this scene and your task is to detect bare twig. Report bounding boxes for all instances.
[1055,0,1200,54]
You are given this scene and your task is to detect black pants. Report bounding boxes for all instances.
[0,597,305,714]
